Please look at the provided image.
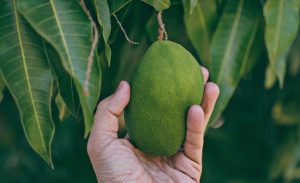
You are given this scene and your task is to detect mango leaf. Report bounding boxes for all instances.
[189,0,197,14]
[263,0,300,88]
[0,0,54,167]
[108,0,132,14]
[0,76,5,102]
[43,42,81,119]
[182,0,219,68]
[142,0,171,11]
[265,64,277,89]
[55,93,71,121]
[18,0,101,137]
[93,0,111,66]
[208,0,262,127]
[288,32,300,76]
[241,18,264,77]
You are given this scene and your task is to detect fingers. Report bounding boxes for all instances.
[201,67,209,83]
[89,81,130,145]
[201,82,220,123]
[100,81,130,116]
[183,105,206,165]
[174,68,218,182]
[171,152,202,182]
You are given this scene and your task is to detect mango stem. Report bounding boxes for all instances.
[156,11,168,40]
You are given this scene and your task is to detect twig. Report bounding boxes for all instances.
[112,13,139,45]
[156,11,168,40]
[80,0,99,96]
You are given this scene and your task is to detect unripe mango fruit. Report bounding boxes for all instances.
[125,40,204,156]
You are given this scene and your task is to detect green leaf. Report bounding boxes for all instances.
[263,0,300,88]
[182,0,219,68]
[55,93,71,121]
[240,19,264,77]
[208,0,262,127]
[288,32,300,76]
[0,76,5,102]
[189,0,197,14]
[142,0,171,11]
[93,0,111,65]
[43,42,81,118]
[0,0,54,167]
[18,0,102,137]
[108,0,132,14]
[265,64,277,89]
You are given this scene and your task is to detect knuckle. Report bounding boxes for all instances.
[97,99,108,111]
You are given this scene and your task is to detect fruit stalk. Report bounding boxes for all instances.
[156,11,168,40]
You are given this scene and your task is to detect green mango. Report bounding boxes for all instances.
[125,40,204,156]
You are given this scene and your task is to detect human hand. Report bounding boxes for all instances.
[87,67,219,183]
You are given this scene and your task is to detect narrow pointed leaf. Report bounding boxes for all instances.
[208,0,262,127]
[241,19,264,77]
[93,0,111,65]
[0,0,54,166]
[55,93,71,121]
[263,0,300,87]
[288,33,300,76]
[265,64,277,89]
[153,0,171,11]
[108,0,132,14]
[189,0,197,14]
[43,42,81,118]
[142,0,171,11]
[182,0,219,67]
[18,0,101,136]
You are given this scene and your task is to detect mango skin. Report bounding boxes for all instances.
[125,40,204,156]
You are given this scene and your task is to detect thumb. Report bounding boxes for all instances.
[90,81,130,144]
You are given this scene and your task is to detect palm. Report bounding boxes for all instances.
[102,138,200,183]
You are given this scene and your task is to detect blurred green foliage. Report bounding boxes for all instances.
[0,91,96,183]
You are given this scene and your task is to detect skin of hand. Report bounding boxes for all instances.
[87,67,219,183]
